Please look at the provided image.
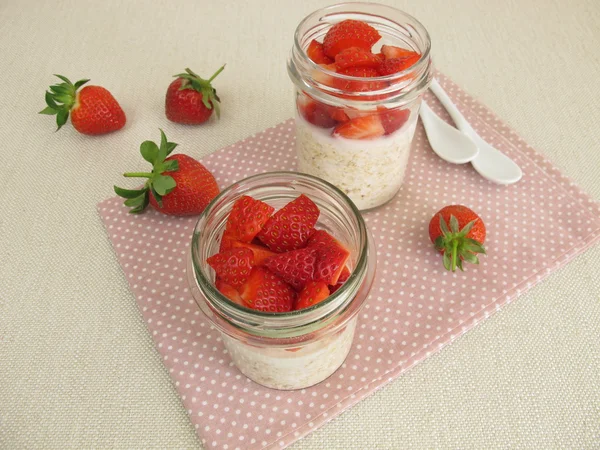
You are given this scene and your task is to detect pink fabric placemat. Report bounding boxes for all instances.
[97,73,600,450]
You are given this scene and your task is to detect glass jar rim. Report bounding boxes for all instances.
[288,2,433,105]
[188,171,375,339]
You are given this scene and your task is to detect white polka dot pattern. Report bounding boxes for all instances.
[97,73,600,450]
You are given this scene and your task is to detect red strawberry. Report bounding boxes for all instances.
[428,205,487,272]
[338,265,351,283]
[40,74,125,135]
[297,95,338,128]
[229,240,277,266]
[381,45,420,61]
[377,106,410,135]
[307,230,350,285]
[295,281,330,310]
[377,56,420,76]
[313,63,338,88]
[332,114,385,140]
[264,247,317,291]
[114,130,219,215]
[323,19,381,58]
[223,195,274,243]
[328,106,350,123]
[307,39,333,64]
[215,277,247,307]
[207,247,254,288]
[257,194,320,253]
[328,267,350,294]
[239,267,296,312]
[165,66,225,124]
[334,47,382,70]
[333,67,386,93]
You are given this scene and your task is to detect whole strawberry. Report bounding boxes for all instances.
[114,130,219,216]
[428,205,486,272]
[166,66,225,124]
[39,74,126,135]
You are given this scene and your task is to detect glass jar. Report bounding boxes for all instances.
[287,2,433,211]
[187,172,376,390]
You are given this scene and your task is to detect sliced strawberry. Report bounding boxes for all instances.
[295,280,330,310]
[307,39,333,64]
[215,277,246,307]
[323,19,381,59]
[338,265,351,283]
[264,247,317,291]
[328,266,350,294]
[381,45,420,61]
[328,106,350,123]
[223,195,275,243]
[335,47,382,70]
[307,230,350,285]
[374,52,385,60]
[239,267,295,313]
[297,95,338,128]
[377,106,410,135]
[332,114,385,140]
[377,56,420,76]
[257,194,320,253]
[230,240,277,266]
[333,67,386,93]
[313,63,338,88]
[207,247,254,288]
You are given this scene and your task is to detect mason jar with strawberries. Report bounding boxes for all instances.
[288,3,433,210]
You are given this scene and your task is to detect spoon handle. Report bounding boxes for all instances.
[429,78,474,134]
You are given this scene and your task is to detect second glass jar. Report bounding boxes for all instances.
[288,2,433,211]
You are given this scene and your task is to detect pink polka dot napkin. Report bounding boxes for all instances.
[98,73,600,450]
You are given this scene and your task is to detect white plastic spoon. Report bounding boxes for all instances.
[429,78,523,185]
[419,100,479,164]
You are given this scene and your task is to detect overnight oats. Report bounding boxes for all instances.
[188,172,376,390]
[288,3,433,210]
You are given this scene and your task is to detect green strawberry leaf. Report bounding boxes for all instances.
[114,186,146,199]
[153,174,176,196]
[124,193,147,207]
[449,215,459,233]
[442,251,451,271]
[53,74,73,85]
[45,91,59,109]
[439,215,449,235]
[56,109,69,130]
[140,140,159,164]
[166,142,177,155]
[161,159,179,172]
[74,79,90,89]
[39,106,57,115]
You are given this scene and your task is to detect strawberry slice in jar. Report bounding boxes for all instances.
[288,5,432,210]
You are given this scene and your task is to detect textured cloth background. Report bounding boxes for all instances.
[0,0,599,448]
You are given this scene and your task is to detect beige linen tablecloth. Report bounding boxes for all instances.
[1,0,599,448]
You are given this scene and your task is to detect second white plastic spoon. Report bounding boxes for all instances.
[429,78,523,185]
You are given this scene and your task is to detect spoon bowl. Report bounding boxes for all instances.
[419,100,479,164]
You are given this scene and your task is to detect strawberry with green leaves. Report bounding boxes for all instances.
[428,205,487,272]
[114,130,219,216]
[166,66,225,124]
[40,74,126,135]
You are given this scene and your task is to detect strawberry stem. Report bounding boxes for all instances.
[207,65,226,83]
[123,172,153,178]
[451,239,458,272]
